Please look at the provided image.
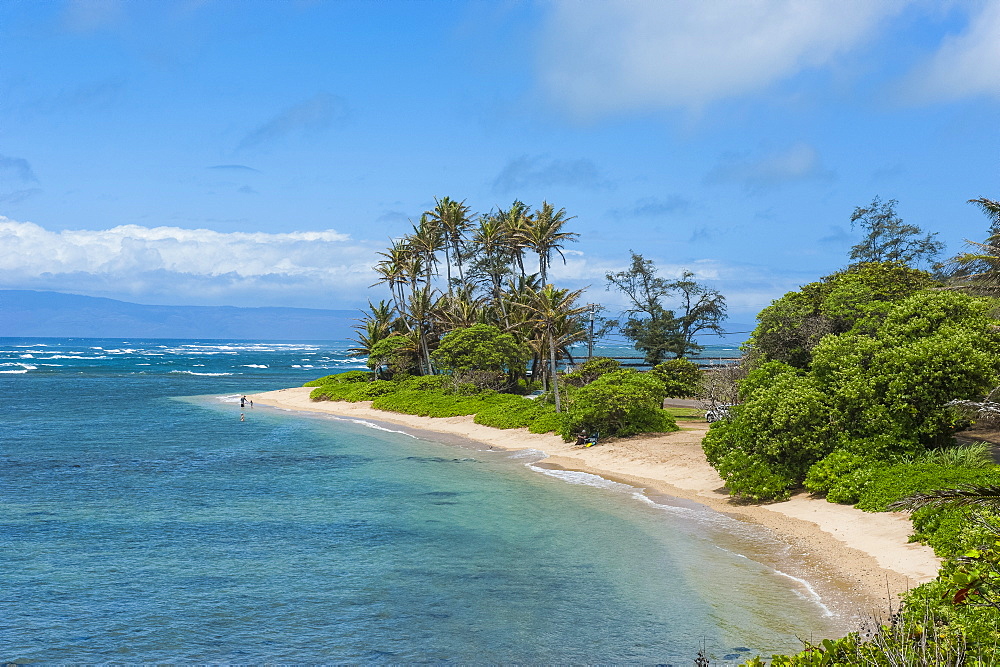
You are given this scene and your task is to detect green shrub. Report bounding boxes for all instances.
[397,375,450,391]
[825,466,879,505]
[371,389,491,418]
[528,412,564,434]
[474,395,552,429]
[431,324,528,390]
[855,463,1000,512]
[310,379,398,402]
[303,370,373,387]
[804,450,868,496]
[915,442,994,468]
[559,370,678,440]
[910,505,999,557]
[716,450,794,502]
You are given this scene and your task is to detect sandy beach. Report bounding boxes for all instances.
[250,387,941,616]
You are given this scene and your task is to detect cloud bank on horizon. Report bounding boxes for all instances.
[0,0,997,322]
[0,217,377,308]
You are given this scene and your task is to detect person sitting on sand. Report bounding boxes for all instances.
[574,430,587,446]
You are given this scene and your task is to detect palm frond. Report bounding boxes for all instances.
[889,485,1000,511]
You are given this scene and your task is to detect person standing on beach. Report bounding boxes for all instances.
[240,395,246,408]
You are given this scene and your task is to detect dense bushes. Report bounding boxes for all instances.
[431,324,528,390]
[723,275,1000,664]
[473,395,556,429]
[749,262,936,368]
[705,290,1000,501]
[559,370,678,440]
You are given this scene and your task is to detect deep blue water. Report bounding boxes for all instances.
[1,338,845,663]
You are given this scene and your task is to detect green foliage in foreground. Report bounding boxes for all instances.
[562,356,620,387]
[706,290,1000,501]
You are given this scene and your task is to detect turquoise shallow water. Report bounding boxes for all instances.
[1,338,846,663]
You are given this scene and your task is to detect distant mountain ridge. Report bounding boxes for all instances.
[0,290,357,340]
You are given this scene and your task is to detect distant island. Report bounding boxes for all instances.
[0,290,357,340]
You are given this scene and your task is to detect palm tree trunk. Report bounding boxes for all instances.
[420,326,433,375]
[549,328,561,413]
[454,239,465,284]
[443,246,453,294]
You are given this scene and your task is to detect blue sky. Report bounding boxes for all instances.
[1,0,998,323]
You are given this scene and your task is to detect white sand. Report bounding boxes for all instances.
[250,387,941,611]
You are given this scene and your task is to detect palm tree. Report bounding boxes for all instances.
[426,196,473,291]
[405,285,438,374]
[406,214,444,288]
[520,284,589,412]
[349,300,398,359]
[522,201,578,284]
[371,239,410,319]
[970,197,1000,234]
[890,487,1000,511]
[468,213,517,322]
[498,200,532,278]
[434,285,485,331]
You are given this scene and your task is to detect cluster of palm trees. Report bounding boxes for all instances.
[352,196,591,391]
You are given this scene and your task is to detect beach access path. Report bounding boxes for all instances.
[251,387,941,613]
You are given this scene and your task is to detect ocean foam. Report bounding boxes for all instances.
[530,466,636,492]
[719,549,833,617]
[169,370,235,376]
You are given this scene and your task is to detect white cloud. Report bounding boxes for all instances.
[900,1,1000,103]
[537,0,903,117]
[0,218,380,307]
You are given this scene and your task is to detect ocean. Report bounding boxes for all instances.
[1,338,848,663]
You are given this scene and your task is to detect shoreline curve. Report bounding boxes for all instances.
[249,386,941,616]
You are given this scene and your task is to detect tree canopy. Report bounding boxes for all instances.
[707,289,1000,501]
[848,196,943,269]
[606,252,725,364]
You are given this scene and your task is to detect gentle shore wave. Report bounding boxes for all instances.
[250,387,941,615]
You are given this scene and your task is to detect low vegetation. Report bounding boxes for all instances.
[305,353,688,440]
